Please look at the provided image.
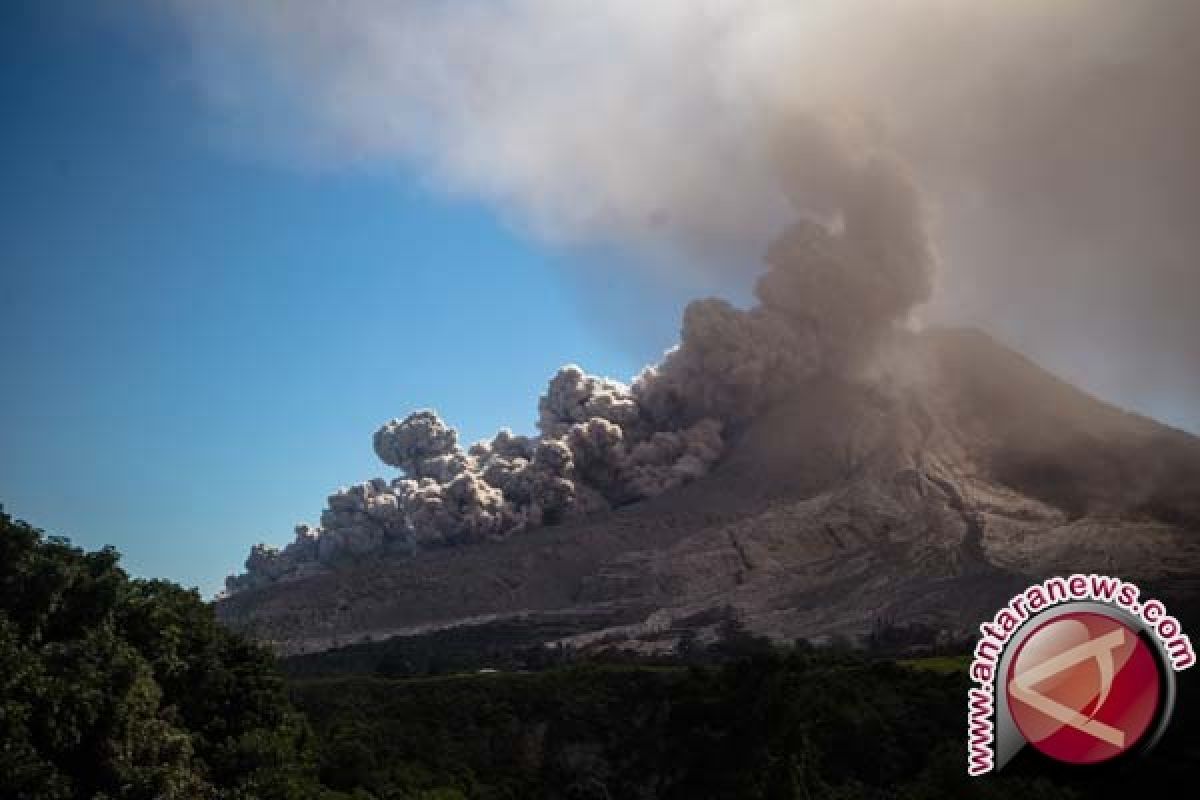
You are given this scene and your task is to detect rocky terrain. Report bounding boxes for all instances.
[216,326,1200,654]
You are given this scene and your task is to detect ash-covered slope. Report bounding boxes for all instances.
[215,328,1200,654]
[214,113,1200,653]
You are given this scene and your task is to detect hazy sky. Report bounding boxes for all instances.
[0,3,684,595]
[159,0,1200,432]
[3,2,1198,596]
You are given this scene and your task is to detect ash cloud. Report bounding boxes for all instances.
[226,160,927,590]
[173,0,1200,430]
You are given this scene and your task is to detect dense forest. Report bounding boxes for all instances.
[2,507,1197,799]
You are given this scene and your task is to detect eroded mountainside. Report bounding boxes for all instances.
[216,327,1200,654]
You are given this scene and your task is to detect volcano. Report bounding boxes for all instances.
[215,326,1200,654]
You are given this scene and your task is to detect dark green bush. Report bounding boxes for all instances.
[0,507,326,799]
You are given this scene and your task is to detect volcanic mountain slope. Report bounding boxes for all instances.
[215,327,1200,654]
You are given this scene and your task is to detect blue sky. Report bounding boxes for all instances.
[4,3,1198,596]
[0,3,687,595]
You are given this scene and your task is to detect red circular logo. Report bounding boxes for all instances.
[1006,611,1161,764]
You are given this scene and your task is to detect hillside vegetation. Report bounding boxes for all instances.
[3,507,1197,799]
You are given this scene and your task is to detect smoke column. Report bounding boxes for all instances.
[226,136,933,590]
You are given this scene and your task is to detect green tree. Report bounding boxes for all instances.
[0,506,327,799]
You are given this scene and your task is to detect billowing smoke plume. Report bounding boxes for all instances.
[173,0,1200,430]
[226,148,931,591]
[226,386,724,592]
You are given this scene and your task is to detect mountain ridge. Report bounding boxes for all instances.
[216,326,1200,654]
